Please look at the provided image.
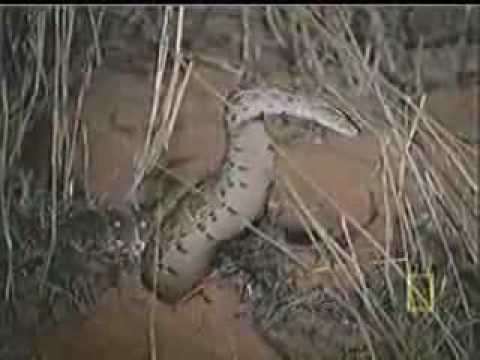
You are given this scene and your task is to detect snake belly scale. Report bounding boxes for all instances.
[141,87,359,303]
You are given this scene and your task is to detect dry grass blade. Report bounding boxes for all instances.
[265,6,288,50]
[87,6,105,66]
[166,57,193,138]
[7,10,46,167]
[241,7,251,64]
[59,6,75,201]
[134,7,170,196]
[158,6,185,150]
[40,6,62,293]
[64,53,94,200]
[1,78,14,300]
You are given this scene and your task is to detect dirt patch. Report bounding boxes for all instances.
[425,84,479,142]
[33,276,279,360]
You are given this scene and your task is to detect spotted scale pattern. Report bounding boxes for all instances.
[142,87,359,303]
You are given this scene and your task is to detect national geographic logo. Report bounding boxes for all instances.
[406,264,435,313]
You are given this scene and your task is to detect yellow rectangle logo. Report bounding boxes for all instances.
[407,270,435,313]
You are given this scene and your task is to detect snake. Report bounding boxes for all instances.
[141,87,359,303]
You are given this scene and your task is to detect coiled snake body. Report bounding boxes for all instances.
[141,88,359,303]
